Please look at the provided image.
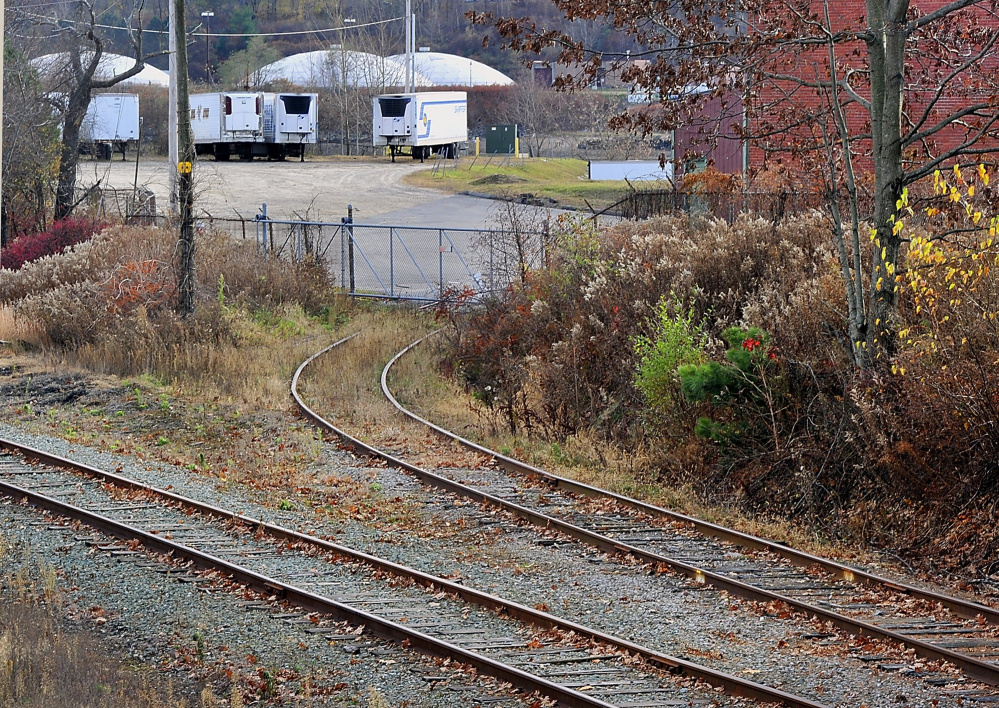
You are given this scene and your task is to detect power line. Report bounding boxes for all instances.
[18,12,403,38]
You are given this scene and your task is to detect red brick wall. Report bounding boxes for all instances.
[744,0,999,178]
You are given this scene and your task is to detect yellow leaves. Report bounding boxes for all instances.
[891,364,907,375]
[892,220,904,236]
[969,185,976,198]
[950,187,961,203]
[974,211,983,225]
[926,207,940,217]
[980,163,990,186]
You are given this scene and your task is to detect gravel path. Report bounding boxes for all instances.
[0,421,983,708]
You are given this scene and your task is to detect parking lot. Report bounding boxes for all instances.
[92,155,552,229]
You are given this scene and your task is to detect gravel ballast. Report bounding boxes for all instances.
[0,421,985,707]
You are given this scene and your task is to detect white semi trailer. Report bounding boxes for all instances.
[190,91,318,161]
[372,91,467,162]
[261,92,318,160]
[81,93,139,160]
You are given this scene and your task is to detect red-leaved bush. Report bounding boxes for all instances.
[0,218,108,270]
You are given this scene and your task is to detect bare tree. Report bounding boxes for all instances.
[474,0,999,368]
[2,43,62,243]
[25,0,164,221]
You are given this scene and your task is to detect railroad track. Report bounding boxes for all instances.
[0,438,823,708]
[382,334,999,687]
[290,333,999,699]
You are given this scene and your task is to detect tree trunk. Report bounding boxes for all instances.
[174,0,196,316]
[54,89,91,221]
[865,2,908,365]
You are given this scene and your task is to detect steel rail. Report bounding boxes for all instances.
[298,335,999,686]
[383,334,999,626]
[289,337,829,707]
[0,435,825,708]
[0,477,616,708]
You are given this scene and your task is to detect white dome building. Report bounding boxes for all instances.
[259,49,431,89]
[387,52,514,87]
[30,52,169,87]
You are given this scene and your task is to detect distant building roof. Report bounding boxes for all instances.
[30,52,170,87]
[258,49,431,89]
[387,52,515,87]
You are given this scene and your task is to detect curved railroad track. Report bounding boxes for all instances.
[0,434,820,708]
[371,334,999,689]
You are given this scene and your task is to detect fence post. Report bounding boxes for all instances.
[342,204,355,294]
[256,203,268,255]
[389,227,395,298]
[438,228,444,300]
[340,221,346,291]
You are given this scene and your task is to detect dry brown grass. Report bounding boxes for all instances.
[0,304,47,346]
[0,538,208,708]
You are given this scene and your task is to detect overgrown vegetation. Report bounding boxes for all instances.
[0,223,347,386]
[442,170,999,578]
[0,216,107,270]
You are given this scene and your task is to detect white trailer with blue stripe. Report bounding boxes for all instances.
[372,91,467,162]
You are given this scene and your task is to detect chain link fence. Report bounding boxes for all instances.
[253,207,552,302]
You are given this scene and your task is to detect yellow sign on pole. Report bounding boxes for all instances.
[177,161,193,174]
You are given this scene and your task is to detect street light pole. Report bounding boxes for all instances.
[201,11,214,83]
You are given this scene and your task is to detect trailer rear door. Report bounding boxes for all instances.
[278,94,314,133]
[223,93,260,133]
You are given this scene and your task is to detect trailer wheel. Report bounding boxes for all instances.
[215,144,231,161]
[98,143,112,161]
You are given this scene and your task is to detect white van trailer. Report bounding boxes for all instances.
[191,92,317,161]
[372,91,467,162]
[190,92,262,161]
[262,92,318,161]
[81,93,139,160]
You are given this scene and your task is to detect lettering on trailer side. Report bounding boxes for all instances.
[417,99,466,140]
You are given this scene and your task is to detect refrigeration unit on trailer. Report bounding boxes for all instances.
[81,93,139,160]
[372,92,467,161]
[261,92,319,160]
[190,92,262,161]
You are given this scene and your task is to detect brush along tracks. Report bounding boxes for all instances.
[0,439,821,708]
[290,332,999,700]
[370,334,999,689]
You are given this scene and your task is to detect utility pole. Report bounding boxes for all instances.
[174,0,196,315]
[1,0,6,258]
[405,0,411,93]
[168,0,178,212]
[201,10,214,83]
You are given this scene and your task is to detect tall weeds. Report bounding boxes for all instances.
[0,224,350,402]
[444,210,999,570]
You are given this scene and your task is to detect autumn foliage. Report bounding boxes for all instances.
[446,169,999,572]
[0,218,108,271]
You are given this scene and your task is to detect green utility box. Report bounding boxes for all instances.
[485,124,518,155]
